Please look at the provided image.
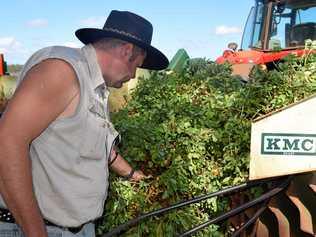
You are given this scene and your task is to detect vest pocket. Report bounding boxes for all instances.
[79,112,108,160]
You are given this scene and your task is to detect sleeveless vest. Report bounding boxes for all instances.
[0,44,119,226]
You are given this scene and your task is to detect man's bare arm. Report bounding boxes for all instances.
[0,59,79,237]
[109,149,147,181]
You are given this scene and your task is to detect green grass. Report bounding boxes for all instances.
[0,75,16,112]
[0,75,16,99]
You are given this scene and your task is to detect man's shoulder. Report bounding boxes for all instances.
[20,46,84,82]
[34,46,83,61]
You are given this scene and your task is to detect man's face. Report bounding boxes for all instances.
[103,44,146,88]
[114,52,146,88]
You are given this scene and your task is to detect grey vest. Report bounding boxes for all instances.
[1,45,119,227]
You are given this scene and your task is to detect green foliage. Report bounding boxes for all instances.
[97,45,316,236]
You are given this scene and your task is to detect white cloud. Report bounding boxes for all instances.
[0,37,22,53]
[80,16,105,28]
[61,42,82,48]
[0,36,30,64]
[27,19,48,28]
[215,25,242,35]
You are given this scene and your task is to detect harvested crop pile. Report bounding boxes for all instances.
[97,43,316,236]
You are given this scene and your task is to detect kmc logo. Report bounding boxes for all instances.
[261,133,316,155]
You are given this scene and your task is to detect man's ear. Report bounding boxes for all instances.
[121,43,133,61]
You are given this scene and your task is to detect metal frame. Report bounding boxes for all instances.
[263,1,274,50]
[102,176,292,237]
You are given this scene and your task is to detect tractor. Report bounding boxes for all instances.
[216,0,316,81]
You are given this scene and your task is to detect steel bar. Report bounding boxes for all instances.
[231,200,269,237]
[178,176,292,237]
[102,176,285,237]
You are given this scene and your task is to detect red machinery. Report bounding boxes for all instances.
[0,54,6,76]
[216,0,316,80]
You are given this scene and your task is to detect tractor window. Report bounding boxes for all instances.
[296,7,316,23]
[269,7,292,49]
[268,3,316,49]
[241,1,265,50]
[291,7,316,46]
[252,2,265,49]
[241,7,255,50]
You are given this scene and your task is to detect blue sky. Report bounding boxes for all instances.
[0,0,254,64]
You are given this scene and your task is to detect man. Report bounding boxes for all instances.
[0,10,169,237]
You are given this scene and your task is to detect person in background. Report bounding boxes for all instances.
[0,10,169,237]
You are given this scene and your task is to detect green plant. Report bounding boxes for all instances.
[97,47,316,236]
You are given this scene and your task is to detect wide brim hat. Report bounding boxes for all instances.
[75,10,169,70]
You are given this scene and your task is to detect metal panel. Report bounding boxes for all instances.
[250,96,316,180]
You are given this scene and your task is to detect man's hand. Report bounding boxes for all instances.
[109,149,151,182]
[130,170,148,182]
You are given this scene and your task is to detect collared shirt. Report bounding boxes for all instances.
[0,44,119,227]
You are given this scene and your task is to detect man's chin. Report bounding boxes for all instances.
[116,79,131,88]
[112,82,124,88]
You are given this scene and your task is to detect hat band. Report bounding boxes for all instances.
[104,27,143,42]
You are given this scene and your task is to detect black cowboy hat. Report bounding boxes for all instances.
[75,10,169,70]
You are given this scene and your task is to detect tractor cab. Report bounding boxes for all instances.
[216,0,316,80]
[242,0,316,51]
